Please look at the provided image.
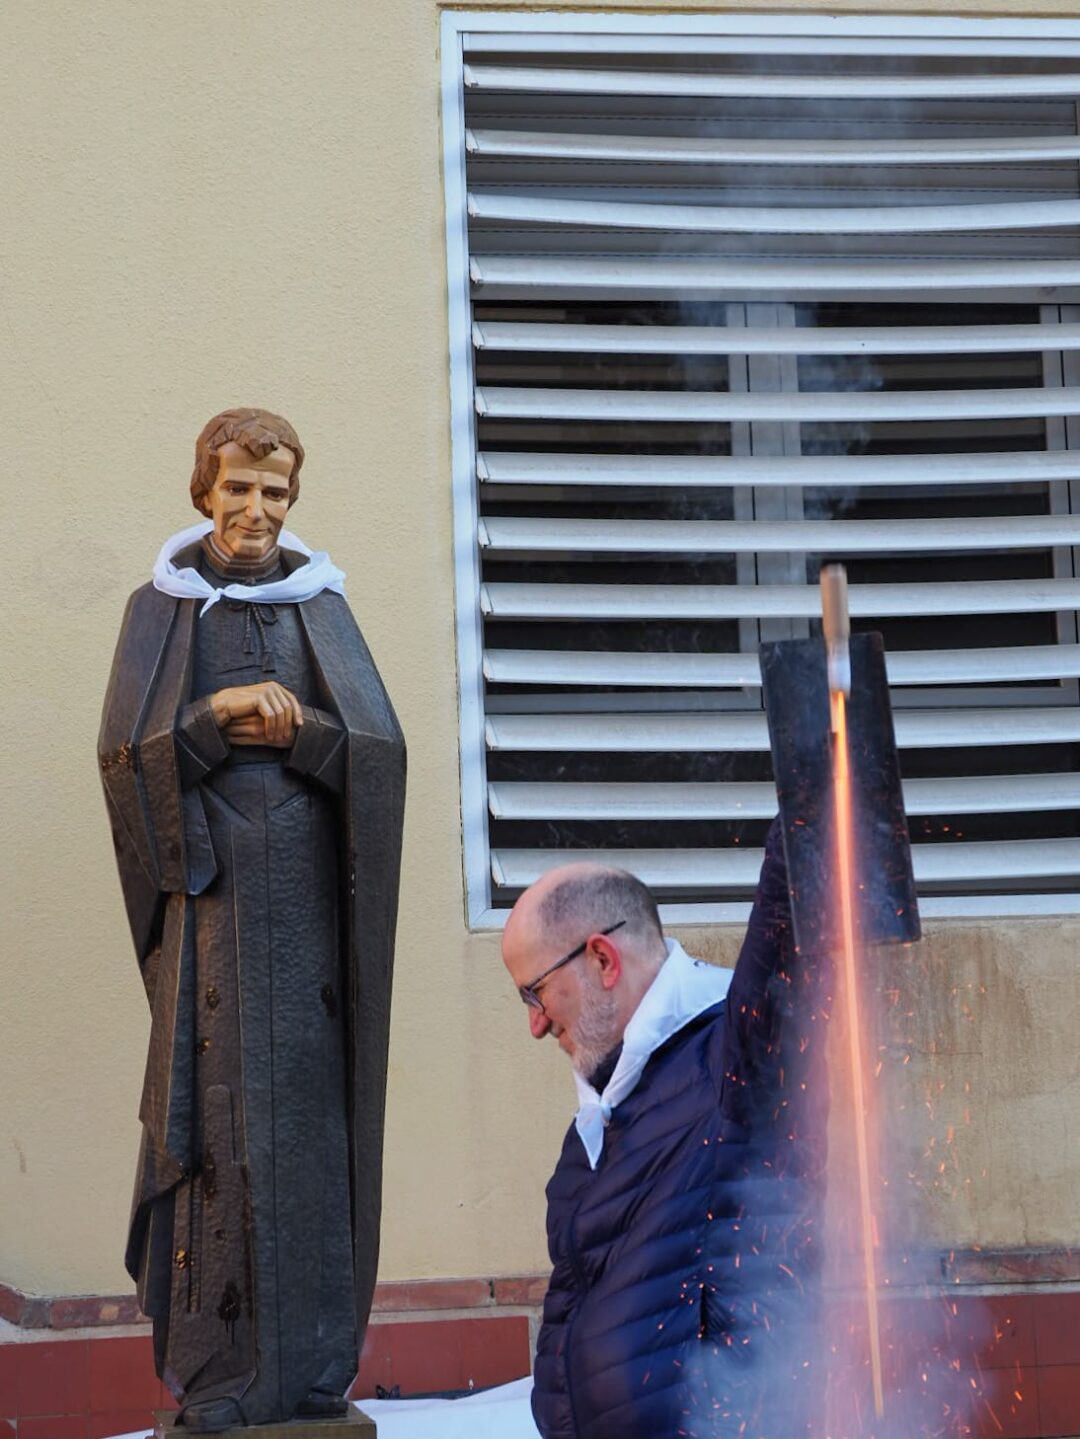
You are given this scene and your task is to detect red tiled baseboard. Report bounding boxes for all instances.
[0,1319,531,1434]
[0,1333,175,1429]
[1038,1365,1080,1438]
[17,1419,90,1439]
[352,1314,531,1399]
[2,1284,1079,1438]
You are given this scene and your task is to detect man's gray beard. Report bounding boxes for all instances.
[570,980,620,1080]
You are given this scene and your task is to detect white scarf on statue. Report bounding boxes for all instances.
[573,940,733,1170]
[152,519,347,617]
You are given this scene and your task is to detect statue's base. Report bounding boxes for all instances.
[154,1406,375,1437]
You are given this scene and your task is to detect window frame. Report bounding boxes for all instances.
[441,8,1080,929]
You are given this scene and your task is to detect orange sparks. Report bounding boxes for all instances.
[833,690,885,1421]
[982,1400,1005,1433]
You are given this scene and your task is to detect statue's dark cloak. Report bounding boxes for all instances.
[98,547,405,1395]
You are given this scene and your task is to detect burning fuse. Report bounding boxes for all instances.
[821,563,851,698]
[821,563,851,734]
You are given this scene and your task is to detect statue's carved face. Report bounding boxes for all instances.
[206,441,295,561]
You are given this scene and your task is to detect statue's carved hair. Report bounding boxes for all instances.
[190,407,305,514]
[537,866,664,958]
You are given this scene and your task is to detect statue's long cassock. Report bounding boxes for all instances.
[98,543,405,1418]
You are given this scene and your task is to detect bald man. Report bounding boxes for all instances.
[503,823,829,1439]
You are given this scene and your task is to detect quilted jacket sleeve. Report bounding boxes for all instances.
[711,816,829,1133]
[712,817,790,1118]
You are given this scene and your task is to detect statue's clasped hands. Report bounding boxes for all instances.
[210,682,304,747]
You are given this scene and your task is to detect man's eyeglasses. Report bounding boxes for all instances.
[518,920,626,1013]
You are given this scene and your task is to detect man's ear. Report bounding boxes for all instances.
[589,933,623,991]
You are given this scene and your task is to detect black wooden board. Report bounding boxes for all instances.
[759,631,920,957]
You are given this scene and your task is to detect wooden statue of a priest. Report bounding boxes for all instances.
[98,407,406,1432]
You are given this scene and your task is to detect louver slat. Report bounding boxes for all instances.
[480,579,1080,621]
[478,516,1080,556]
[491,838,1080,890]
[485,709,1080,753]
[470,256,1080,296]
[475,385,1080,423]
[464,35,1080,61]
[487,773,1080,819]
[478,451,1080,489]
[473,321,1080,356]
[464,63,1080,101]
[469,193,1080,236]
[467,129,1080,167]
[482,644,1080,687]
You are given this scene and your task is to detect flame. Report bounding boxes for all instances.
[833,690,886,1421]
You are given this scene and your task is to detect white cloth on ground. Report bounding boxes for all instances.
[354,1378,540,1438]
[151,519,347,616]
[572,939,733,1170]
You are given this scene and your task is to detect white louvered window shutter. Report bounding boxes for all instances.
[441,14,1080,925]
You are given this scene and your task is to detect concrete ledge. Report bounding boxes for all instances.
[6,1249,1080,1332]
[0,1274,550,1331]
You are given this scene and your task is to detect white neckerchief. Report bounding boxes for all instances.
[573,940,732,1170]
[151,519,347,617]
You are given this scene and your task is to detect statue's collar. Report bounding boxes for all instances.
[200,534,282,582]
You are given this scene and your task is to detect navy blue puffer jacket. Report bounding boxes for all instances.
[532,824,830,1439]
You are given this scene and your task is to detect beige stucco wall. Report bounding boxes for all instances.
[1,0,1078,1302]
